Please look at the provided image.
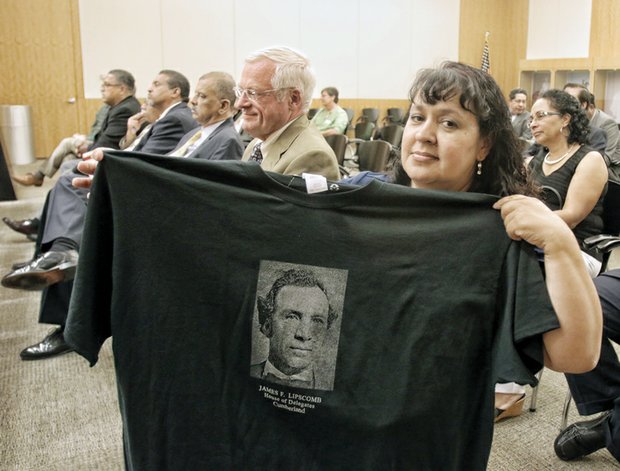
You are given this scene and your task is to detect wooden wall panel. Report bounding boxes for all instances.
[458,0,529,99]
[590,0,620,60]
[0,0,81,157]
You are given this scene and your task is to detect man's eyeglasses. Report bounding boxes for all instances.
[233,86,290,102]
[527,110,562,127]
[101,82,121,88]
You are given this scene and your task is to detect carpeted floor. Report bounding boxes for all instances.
[0,163,618,470]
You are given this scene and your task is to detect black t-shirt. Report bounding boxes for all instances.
[66,152,559,471]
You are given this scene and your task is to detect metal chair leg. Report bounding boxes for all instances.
[560,388,572,431]
[529,369,544,412]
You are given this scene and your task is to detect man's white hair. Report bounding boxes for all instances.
[245,46,316,112]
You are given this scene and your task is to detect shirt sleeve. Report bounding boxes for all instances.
[492,241,560,386]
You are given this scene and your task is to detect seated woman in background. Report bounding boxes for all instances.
[527,89,608,276]
[310,86,349,136]
[344,62,602,426]
[494,90,608,420]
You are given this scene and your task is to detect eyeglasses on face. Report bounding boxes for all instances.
[101,82,121,88]
[527,110,562,127]
[233,86,290,102]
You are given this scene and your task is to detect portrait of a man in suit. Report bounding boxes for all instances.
[250,266,341,391]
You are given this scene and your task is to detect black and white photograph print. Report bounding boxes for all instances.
[250,261,347,391]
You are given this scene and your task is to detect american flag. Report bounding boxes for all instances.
[481,32,490,73]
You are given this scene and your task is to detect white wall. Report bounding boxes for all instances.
[79,0,460,99]
[526,0,591,59]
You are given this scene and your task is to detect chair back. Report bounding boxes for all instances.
[359,108,379,125]
[386,108,404,125]
[540,185,563,208]
[343,107,354,132]
[324,134,348,166]
[380,125,404,148]
[357,140,392,172]
[354,121,375,141]
[307,108,318,120]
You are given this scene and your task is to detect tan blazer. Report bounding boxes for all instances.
[243,115,340,181]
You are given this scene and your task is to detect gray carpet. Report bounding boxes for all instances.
[0,163,618,470]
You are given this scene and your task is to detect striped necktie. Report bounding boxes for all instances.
[170,129,202,157]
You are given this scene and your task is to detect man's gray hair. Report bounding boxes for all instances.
[245,46,315,112]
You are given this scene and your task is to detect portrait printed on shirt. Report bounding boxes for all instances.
[250,260,347,391]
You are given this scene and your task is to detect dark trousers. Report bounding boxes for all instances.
[565,269,620,461]
[37,165,88,327]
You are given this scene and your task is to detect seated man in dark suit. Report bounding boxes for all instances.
[564,84,616,167]
[167,71,243,160]
[250,268,338,390]
[508,87,533,150]
[0,69,203,360]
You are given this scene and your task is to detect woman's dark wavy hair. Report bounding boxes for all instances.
[392,61,536,196]
[539,89,590,146]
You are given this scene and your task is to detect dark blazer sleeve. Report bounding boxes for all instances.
[137,105,197,155]
[192,119,243,161]
[589,127,608,158]
[89,97,141,150]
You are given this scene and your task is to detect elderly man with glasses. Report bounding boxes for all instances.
[235,46,339,180]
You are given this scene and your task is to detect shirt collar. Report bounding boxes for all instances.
[263,358,314,382]
[157,101,183,121]
[258,115,304,158]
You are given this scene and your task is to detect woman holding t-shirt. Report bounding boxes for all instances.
[346,61,602,427]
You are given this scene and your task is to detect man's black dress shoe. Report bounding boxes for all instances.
[11,259,33,270]
[1,250,78,290]
[554,411,611,460]
[20,327,74,360]
[2,217,40,236]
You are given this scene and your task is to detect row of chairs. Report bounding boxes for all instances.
[324,134,395,177]
[355,107,408,127]
[308,107,408,133]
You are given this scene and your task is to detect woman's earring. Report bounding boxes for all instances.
[477,161,482,176]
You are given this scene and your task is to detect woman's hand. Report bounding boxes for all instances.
[493,195,575,254]
[495,194,602,373]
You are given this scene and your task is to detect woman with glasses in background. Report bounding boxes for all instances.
[494,89,608,423]
[527,89,608,277]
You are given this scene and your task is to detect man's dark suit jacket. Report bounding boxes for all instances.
[88,95,141,151]
[172,117,243,161]
[36,102,198,327]
[134,102,196,154]
[589,126,608,157]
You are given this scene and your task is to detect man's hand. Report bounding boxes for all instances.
[72,148,106,189]
[124,110,147,144]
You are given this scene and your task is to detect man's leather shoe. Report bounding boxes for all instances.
[554,411,611,461]
[2,217,40,236]
[20,327,74,360]
[1,250,78,290]
[11,258,34,270]
[12,172,43,187]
